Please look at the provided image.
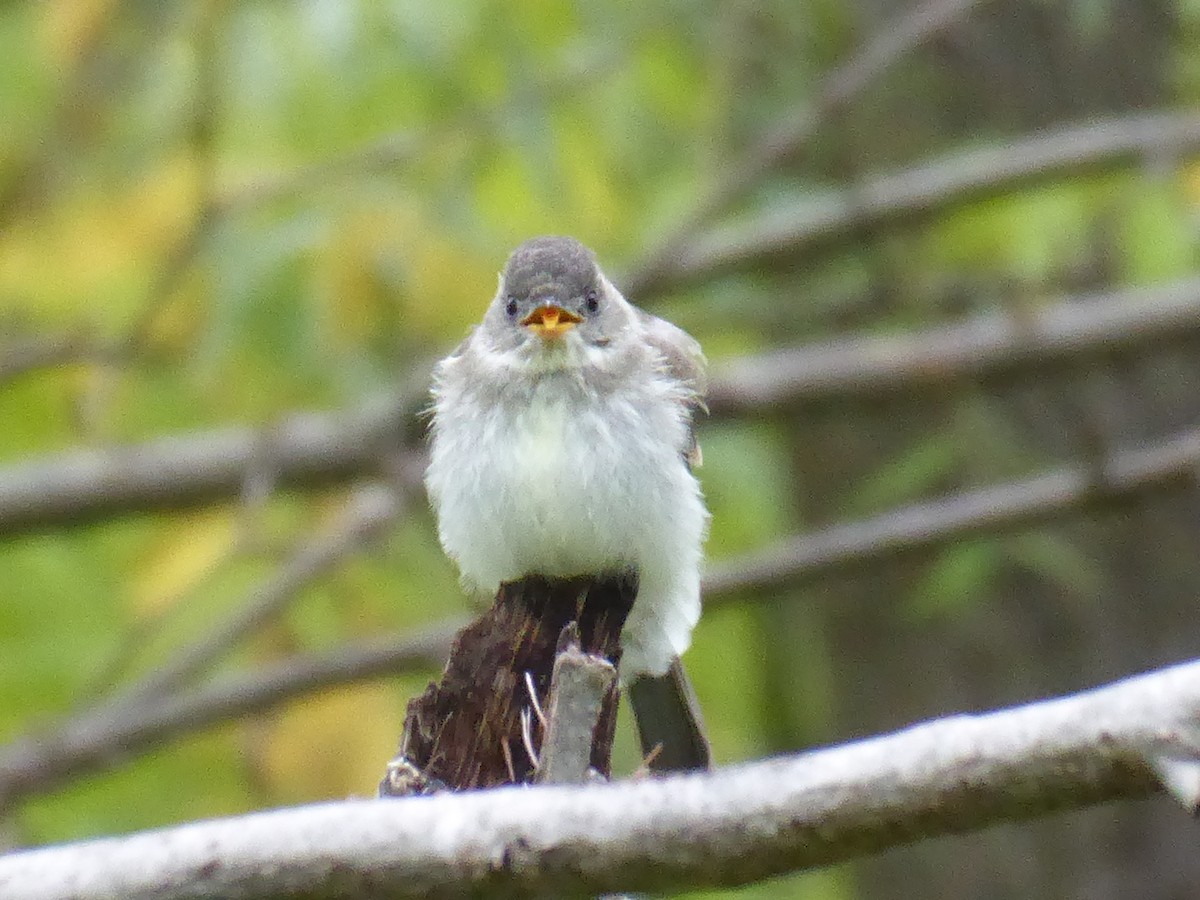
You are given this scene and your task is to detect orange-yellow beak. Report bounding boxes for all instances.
[520,304,582,340]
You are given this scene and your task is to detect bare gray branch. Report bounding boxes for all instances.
[703,427,1200,597]
[4,278,1200,537]
[649,111,1200,293]
[1,659,1195,899]
[0,621,459,811]
[0,392,423,534]
[707,277,1200,413]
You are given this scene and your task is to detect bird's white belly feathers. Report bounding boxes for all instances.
[437,385,677,585]
[426,371,707,676]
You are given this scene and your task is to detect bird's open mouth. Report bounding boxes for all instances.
[520,304,582,339]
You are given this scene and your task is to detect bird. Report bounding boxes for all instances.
[424,235,711,771]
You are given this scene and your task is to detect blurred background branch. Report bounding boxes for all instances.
[624,0,992,296]
[2,423,1197,811]
[0,334,88,385]
[657,111,1200,292]
[3,277,1199,534]
[0,620,460,813]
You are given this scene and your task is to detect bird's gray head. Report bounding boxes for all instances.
[482,236,629,354]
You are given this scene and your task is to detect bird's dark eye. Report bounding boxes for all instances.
[584,289,599,313]
[505,297,519,318]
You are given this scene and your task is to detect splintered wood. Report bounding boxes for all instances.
[380,575,634,794]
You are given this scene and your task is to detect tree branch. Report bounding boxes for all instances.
[109,484,404,706]
[2,422,1198,808]
[0,335,90,385]
[647,110,1200,293]
[535,629,617,785]
[623,0,989,297]
[1,659,1196,899]
[0,621,460,811]
[0,391,423,535]
[4,278,1200,537]
[706,276,1200,414]
[703,427,1200,597]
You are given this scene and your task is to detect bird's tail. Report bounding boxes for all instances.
[627,657,711,772]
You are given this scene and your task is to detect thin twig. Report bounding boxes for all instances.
[633,743,664,778]
[520,709,541,773]
[525,671,547,729]
[500,739,517,784]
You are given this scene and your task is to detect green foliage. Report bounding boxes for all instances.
[702,423,796,557]
[905,542,1005,622]
[0,1,1197,896]
[1117,178,1198,282]
[17,729,249,845]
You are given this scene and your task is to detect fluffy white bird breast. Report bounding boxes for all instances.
[425,342,708,677]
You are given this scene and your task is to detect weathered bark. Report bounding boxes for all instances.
[381,575,634,792]
[4,659,1198,900]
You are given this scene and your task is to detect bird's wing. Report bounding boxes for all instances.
[636,309,707,468]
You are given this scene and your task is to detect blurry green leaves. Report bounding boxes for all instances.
[905,542,1004,622]
[0,522,144,734]
[198,212,328,411]
[0,4,55,174]
[845,431,963,518]
[687,601,776,760]
[0,371,78,459]
[473,112,627,247]
[921,169,1198,287]
[631,34,710,128]
[922,179,1103,283]
[1,0,1198,877]
[700,423,795,557]
[904,531,1101,624]
[223,1,438,153]
[17,728,249,845]
[1117,175,1197,282]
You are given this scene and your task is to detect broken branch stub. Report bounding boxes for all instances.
[537,626,618,785]
[380,575,635,793]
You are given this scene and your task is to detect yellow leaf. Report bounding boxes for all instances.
[41,0,117,66]
[1183,161,1200,210]
[314,207,495,343]
[0,155,202,329]
[130,508,236,617]
[255,684,401,800]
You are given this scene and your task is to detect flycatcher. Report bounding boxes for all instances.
[425,235,710,770]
